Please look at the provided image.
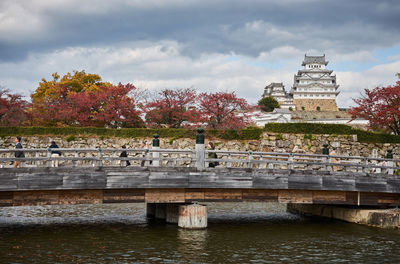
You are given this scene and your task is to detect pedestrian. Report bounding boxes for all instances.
[119,145,130,166]
[208,142,219,168]
[13,136,25,168]
[49,141,61,167]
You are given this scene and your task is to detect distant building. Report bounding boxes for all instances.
[262,82,296,110]
[290,54,339,111]
[248,108,292,127]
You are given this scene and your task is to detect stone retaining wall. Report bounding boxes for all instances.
[293,99,338,111]
[0,132,399,159]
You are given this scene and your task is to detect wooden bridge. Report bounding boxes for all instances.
[0,147,399,208]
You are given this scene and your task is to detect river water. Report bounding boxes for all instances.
[0,202,399,263]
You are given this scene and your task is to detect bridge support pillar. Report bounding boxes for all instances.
[178,203,207,229]
[155,203,167,220]
[147,203,208,228]
[166,203,182,224]
[146,203,156,218]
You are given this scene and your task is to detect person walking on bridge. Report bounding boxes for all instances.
[49,141,61,167]
[13,136,25,168]
[119,145,131,167]
[208,142,219,168]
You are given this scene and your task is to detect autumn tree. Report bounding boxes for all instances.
[31,71,112,125]
[144,88,201,128]
[36,83,144,128]
[258,96,280,112]
[0,87,31,126]
[348,81,400,135]
[199,92,250,129]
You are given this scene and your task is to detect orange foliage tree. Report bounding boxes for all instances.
[31,71,143,127]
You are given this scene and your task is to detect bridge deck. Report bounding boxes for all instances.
[1,166,399,207]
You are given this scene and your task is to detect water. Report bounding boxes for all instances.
[1,203,399,263]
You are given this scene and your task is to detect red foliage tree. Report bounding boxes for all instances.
[199,91,251,129]
[144,88,201,128]
[35,83,144,128]
[348,81,400,135]
[0,87,31,126]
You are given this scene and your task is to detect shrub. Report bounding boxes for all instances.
[66,135,76,142]
[304,134,312,140]
[0,126,263,141]
[264,123,400,143]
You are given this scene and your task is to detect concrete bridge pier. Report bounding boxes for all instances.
[146,202,207,229]
[178,203,207,229]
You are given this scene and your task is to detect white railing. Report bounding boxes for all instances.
[205,150,400,175]
[0,148,399,174]
[0,148,195,168]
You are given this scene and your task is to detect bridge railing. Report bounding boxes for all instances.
[0,148,195,168]
[0,148,399,174]
[205,150,400,174]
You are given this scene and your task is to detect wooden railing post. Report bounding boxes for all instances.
[227,153,232,168]
[363,157,369,173]
[386,149,393,175]
[327,155,332,172]
[144,148,150,166]
[36,151,40,167]
[152,134,160,167]
[73,151,78,167]
[47,148,51,167]
[322,144,331,171]
[195,128,205,170]
[289,153,294,170]
[97,148,102,167]
[112,151,117,166]
[248,151,253,168]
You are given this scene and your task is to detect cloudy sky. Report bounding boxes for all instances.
[1,0,400,107]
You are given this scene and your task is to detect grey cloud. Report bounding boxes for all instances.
[1,0,400,62]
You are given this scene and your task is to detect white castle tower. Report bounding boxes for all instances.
[262,82,296,110]
[290,54,339,111]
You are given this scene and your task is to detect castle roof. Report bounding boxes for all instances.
[265,82,284,88]
[302,54,328,66]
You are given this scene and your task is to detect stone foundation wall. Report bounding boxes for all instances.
[287,204,400,228]
[0,132,399,159]
[293,99,338,111]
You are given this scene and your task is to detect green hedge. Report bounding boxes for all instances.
[0,127,263,140]
[264,123,400,143]
[1,124,399,143]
